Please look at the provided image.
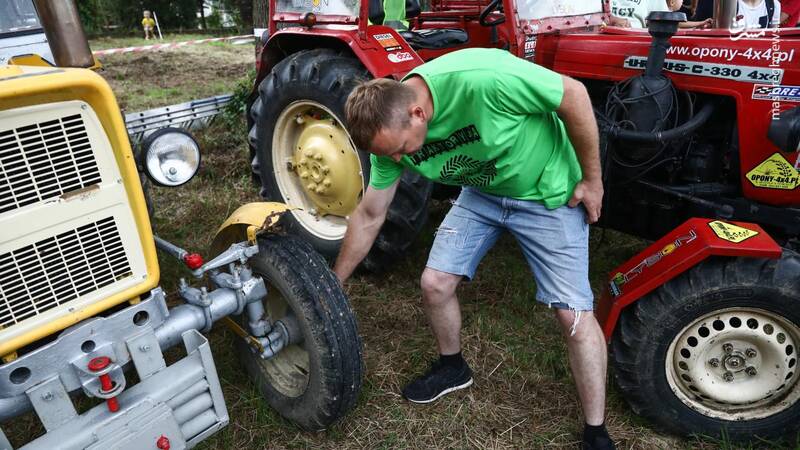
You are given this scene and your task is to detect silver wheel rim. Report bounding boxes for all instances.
[256,286,310,398]
[271,100,363,242]
[666,307,800,420]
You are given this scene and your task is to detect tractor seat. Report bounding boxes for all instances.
[369,0,468,50]
[399,29,469,50]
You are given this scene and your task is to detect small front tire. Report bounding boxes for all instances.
[235,234,363,430]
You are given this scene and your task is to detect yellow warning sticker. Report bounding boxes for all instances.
[746,153,800,190]
[708,221,759,243]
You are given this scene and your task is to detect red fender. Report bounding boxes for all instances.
[256,25,423,86]
[597,218,783,340]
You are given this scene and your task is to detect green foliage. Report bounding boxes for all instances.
[77,0,198,33]
[223,67,257,126]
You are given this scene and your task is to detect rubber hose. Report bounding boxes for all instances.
[611,101,715,144]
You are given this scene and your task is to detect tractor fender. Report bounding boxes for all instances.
[209,202,290,257]
[255,26,422,90]
[596,217,783,340]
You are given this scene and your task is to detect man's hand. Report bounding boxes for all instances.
[568,178,604,224]
[607,16,631,27]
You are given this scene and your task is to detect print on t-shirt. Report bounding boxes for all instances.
[408,124,482,165]
[439,155,498,186]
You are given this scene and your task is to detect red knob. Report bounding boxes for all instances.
[183,253,204,270]
[156,435,170,450]
[88,356,111,372]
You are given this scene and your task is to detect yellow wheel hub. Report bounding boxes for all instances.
[292,117,361,216]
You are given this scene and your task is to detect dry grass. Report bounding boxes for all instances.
[2,37,775,450]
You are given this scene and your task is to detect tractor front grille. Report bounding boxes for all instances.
[0,114,102,214]
[0,216,132,327]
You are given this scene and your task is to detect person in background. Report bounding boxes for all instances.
[608,0,712,28]
[142,10,156,40]
[735,0,781,28]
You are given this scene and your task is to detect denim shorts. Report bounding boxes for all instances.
[426,187,594,311]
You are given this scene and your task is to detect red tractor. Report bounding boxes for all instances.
[246,0,800,441]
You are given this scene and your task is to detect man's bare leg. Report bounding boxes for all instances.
[420,268,463,355]
[554,309,607,426]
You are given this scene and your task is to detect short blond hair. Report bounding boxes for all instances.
[345,78,416,151]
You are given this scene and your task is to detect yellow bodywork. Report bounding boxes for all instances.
[0,65,158,356]
[209,202,289,257]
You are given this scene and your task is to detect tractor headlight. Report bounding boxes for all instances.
[141,128,201,187]
[768,107,800,152]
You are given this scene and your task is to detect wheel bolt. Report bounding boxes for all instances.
[745,348,757,358]
[314,153,323,161]
[723,371,734,382]
[722,343,733,354]
[745,366,757,376]
[299,157,307,166]
[708,358,720,367]
[321,165,330,174]
[303,149,312,157]
[306,183,317,191]
[323,179,331,187]
[299,171,309,179]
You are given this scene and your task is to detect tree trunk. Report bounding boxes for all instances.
[253,0,268,56]
[238,0,253,29]
[253,0,268,28]
[198,0,207,29]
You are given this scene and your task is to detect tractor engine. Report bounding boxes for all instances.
[596,12,752,241]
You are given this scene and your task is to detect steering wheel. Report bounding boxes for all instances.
[479,0,505,26]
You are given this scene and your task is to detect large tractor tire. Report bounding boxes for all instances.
[611,249,800,442]
[248,48,432,269]
[235,234,362,430]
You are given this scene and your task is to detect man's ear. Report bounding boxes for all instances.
[410,104,426,122]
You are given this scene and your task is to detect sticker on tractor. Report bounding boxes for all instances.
[746,153,800,190]
[623,56,783,84]
[752,84,800,102]
[608,229,697,296]
[373,33,402,52]
[708,221,759,243]
[523,35,536,60]
[388,51,413,63]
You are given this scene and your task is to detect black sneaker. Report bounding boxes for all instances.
[582,434,616,450]
[402,360,473,404]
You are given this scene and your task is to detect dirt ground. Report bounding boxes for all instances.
[2,37,784,449]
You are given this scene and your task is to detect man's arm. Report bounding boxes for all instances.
[556,75,604,224]
[333,180,400,283]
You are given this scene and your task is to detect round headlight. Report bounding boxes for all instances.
[141,128,200,187]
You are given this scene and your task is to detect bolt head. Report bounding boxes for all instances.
[708,358,720,367]
[303,149,313,158]
[314,153,323,161]
[722,343,734,354]
[306,183,317,191]
[321,165,330,174]
[723,371,734,382]
[745,366,757,376]
[139,344,151,352]
[323,179,332,187]
[299,157,308,166]
[42,392,53,401]
[745,348,757,358]
[299,170,309,179]
[729,359,740,368]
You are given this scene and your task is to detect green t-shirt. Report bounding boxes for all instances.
[368,48,583,209]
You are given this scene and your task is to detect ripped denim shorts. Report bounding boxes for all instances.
[426,186,594,311]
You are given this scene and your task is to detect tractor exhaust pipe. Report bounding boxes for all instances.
[713,0,739,29]
[33,0,94,68]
